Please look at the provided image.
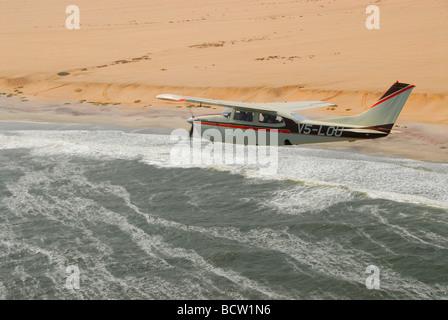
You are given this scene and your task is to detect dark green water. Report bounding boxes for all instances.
[0,128,447,299]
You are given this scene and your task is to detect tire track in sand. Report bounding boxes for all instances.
[31,84,68,96]
[322,91,343,102]
[103,84,111,101]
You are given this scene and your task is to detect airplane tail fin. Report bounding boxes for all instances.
[321,82,415,134]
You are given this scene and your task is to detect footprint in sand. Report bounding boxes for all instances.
[57,53,153,77]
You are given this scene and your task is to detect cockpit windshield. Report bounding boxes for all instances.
[222,108,232,118]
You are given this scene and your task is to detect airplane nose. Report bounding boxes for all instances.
[187,117,194,124]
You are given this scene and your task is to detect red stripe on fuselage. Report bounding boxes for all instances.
[195,121,387,140]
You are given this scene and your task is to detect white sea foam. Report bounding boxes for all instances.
[98,181,447,299]
[88,183,289,299]
[0,159,173,299]
[262,185,355,215]
[1,158,287,299]
[1,131,444,193]
[2,136,447,299]
[140,212,447,299]
[367,206,447,250]
[1,130,447,210]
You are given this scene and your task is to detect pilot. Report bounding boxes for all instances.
[266,115,276,123]
[235,111,253,121]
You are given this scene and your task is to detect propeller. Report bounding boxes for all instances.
[187,116,194,138]
[187,107,195,138]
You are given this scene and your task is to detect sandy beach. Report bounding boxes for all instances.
[0,0,447,161]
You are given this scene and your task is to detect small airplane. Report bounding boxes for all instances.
[157,82,415,146]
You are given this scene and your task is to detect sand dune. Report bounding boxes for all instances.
[1,0,447,90]
[1,80,447,124]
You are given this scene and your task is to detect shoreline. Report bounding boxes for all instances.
[1,119,446,163]
[1,93,447,163]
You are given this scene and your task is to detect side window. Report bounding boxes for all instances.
[234,110,253,122]
[259,113,284,124]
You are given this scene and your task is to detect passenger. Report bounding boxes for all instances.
[261,113,270,123]
[234,112,243,120]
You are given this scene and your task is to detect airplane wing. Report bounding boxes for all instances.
[156,94,336,115]
[265,101,337,113]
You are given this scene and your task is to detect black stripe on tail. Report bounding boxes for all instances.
[379,82,411,100]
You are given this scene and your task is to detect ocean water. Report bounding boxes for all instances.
[0,123,447,300]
